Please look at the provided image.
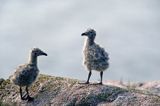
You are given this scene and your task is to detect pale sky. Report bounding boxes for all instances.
[0,0,160,82]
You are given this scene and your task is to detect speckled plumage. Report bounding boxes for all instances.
[10,48,47,101]
[11,64,39,86]
[83,39,109,72]
[81,29,109,84]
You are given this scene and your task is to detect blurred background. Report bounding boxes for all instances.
[0,0,160,82]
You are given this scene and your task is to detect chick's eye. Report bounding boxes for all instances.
[34,52,37,55]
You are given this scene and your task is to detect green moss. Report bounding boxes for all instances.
[0,79,4,85]
[97,93,111,101]
[76,102,91,106]
[98,87,127,102]
[55,77,64,81]
[0,79,14,100]
[80,87,128,105]
[38,74,51,82]
[3,74,149,106]
[0,102,17,106]
[151,96,160,103]
[69,81,78,87]
[0,100,11,106]
[66,98,77,106]
[0,79,10,90]
[29,75,79,105]
[69,98,91,106]
[35,75,78,92]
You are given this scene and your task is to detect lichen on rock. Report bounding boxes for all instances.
[0,74,160,106]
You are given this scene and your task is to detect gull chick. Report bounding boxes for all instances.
[81,29,109,84]
[10,48,47,101]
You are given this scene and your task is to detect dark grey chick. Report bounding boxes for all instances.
[10,48,47,101]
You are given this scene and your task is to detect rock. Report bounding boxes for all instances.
[136,81,160,96]
[0,74,160,106]
[0,78,4,85]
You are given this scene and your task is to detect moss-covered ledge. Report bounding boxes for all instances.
[0,74,160,106]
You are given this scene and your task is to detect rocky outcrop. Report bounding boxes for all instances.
[0,74,160,106]
[0,78,4,85]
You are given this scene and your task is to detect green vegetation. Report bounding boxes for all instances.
[0,100,11,106]
[1,74,160,105]
[0,79,10,90]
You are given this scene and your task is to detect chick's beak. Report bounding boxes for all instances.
[81,33,86,36]
[41,52,47,56]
